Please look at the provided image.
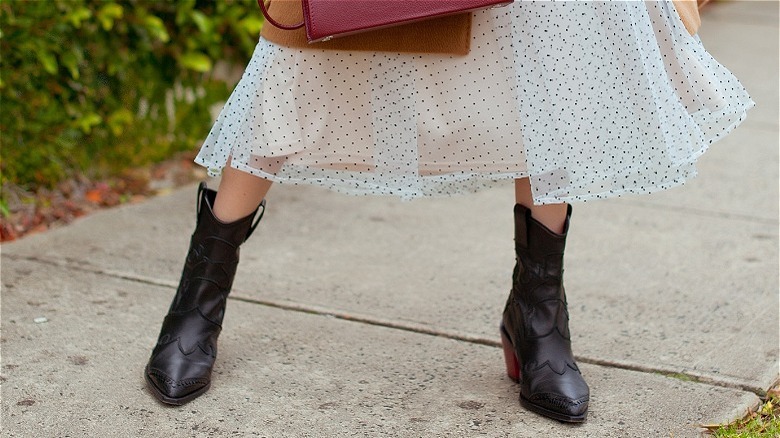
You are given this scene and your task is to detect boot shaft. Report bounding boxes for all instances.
[192,183,264,246]
[512,204,570,302]
[513,204,570,264]
[168,183,265,318]
[506,203,572,339]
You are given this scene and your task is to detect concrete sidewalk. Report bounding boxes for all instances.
[2,2,778,437]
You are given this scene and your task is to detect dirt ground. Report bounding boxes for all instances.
[0,151,207,242]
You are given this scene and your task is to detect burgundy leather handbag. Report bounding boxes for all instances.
[258,0,513,43]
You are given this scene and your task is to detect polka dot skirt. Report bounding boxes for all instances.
[196,1,753,204]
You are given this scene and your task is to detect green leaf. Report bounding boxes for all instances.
[143,15,169,43]
[179,52,212,72]
[175,0,197,25]
[36,50,58,75]
[107,109,134,136]
[65,7,92,28]
[61,51,80,80]
[190,10,212,35]
[97,3,123,31]
[75,113,102,133]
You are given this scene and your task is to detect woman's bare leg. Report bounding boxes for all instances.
[514,178,568,234]
[212,158,280,222]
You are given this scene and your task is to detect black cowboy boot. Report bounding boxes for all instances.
[500,204,589,422]
[144,182,265,405]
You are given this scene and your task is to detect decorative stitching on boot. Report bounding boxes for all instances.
[526,359,581,375]
[530,392,589,409]
[148,369,210,389]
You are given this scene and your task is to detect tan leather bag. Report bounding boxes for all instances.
[260,0,701,55]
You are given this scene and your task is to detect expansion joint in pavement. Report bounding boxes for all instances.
[6,253,769,398]
[616,200,779,224]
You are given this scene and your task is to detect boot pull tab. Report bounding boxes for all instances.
[196,182,208,225]
[244,199,266,241]
[513,204,531,249]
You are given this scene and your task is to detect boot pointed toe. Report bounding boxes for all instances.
[517,359,590,422]
[145,365,211,405]
[522,391,589,423]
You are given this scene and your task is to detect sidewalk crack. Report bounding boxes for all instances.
[5,253,771,398]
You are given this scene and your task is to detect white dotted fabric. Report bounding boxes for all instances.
[196,1,753,204]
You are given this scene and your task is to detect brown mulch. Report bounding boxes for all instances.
[0,151,208,242]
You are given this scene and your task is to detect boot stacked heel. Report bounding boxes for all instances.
[500,324,520,383]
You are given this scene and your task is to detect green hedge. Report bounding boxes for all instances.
[0,0,262,189]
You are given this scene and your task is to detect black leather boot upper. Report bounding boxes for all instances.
[502,204,589,422]
[145,183,264,405]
